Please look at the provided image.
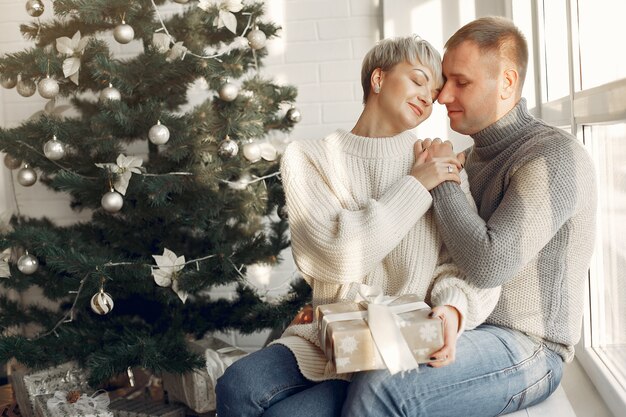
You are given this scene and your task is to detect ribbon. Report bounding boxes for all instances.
[319,284,428,374]
[47,390,110,415]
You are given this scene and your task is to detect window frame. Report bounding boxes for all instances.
[531,0,626,414]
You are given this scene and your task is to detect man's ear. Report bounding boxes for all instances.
[501,68,519,100]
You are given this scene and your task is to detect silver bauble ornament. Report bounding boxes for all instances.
[100,83,121,102]
[25,0,44,17]
[113,23,135,44]
[218,136,239,158]
[43,136,66,160]
[286,107,302,123]
[17,165,37,186]
[219,81,239,102]
[17,252,38,275]
[148,121,170,145]
[91,289,114,315]
[247,28,267,50]
[1,75,17,89]
[4,154,22,170]
[101,190,124,213]
[16,78,36,97]
[38,76,59,99]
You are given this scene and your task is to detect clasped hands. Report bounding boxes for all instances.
[411,138,466,190]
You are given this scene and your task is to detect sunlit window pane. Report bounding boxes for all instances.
[540,0,569,101]
[578,1,626,90]
[585,123,626,391]
[512,0,536,110]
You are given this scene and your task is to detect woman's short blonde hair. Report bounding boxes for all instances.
[360,35,443,104]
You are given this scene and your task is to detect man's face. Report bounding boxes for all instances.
[438,41,502,135]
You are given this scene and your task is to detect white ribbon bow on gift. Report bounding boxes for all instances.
[320,284,428,375]
[47,390,110,415]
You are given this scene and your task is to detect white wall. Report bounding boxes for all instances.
[0,0,381,350]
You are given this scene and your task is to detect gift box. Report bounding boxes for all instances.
[161,336,248,413]
[33,391,112,417]
[10,362,91,417]
[316,294,444,374]
[107,397,186,417]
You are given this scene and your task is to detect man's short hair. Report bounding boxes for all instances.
[361,35,443,104]
[445,16,529,89]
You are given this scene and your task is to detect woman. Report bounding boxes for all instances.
[216,35,499,417]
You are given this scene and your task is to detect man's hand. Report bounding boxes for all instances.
[427,305,461,368]
[289,304,313,326]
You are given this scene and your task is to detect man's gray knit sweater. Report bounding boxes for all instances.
[431,99,597,362]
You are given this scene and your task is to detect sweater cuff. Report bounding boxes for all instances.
[432,287,468,335]
[431,181,461,200]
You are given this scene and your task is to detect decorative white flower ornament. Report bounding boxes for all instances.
[199,0,244,34]
[152,248,188,303]
[95,154,144,195]
[56,31,89,85]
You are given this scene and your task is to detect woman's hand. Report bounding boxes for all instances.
[419,137,466,167]
[426,305,461,368]
[411,140,462,190]
[289,304,314,326]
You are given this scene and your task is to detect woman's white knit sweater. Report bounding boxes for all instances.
[272,129,500,381]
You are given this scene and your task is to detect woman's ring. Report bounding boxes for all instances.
[447,165,453,173]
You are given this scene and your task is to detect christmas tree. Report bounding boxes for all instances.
[0,0,308,386]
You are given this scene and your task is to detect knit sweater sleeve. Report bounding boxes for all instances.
[428,170,500,330]
[281,141,433,285]
[430,140,594,288]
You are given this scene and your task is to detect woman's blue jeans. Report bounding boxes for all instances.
[215,324,563,417]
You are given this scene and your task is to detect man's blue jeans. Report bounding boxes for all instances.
[215,324,563,417]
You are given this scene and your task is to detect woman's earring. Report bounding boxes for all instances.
[373,84,380,94]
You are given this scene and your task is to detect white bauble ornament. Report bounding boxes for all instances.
[4,154,22,170]
[99,83,121,102]
[1,75,17,89]
[101,190,123,212]
[38,76,59,99]
[91,289,114,315]
[259,142,277,161]
[43,136,66,160]
[17,165,37,186]
[286,107,301,123]
[25,0,44,17]
[219,81,239,102]
[17,252,38,275]
[247,28,267,50]
[16,79,36,97]
[218,136,239,158]
[114,22,135,44]
[242,142,262,163]
[148,121,170,145]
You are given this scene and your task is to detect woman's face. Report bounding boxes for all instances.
[376,61,439,132]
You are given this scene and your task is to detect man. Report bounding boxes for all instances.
[341,16,597,416]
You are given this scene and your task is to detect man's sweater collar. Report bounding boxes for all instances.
[471,98,535,157]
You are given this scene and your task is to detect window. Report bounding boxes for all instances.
[577,1,626,90]
[584,123,626,391]
[528,1,626,414]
